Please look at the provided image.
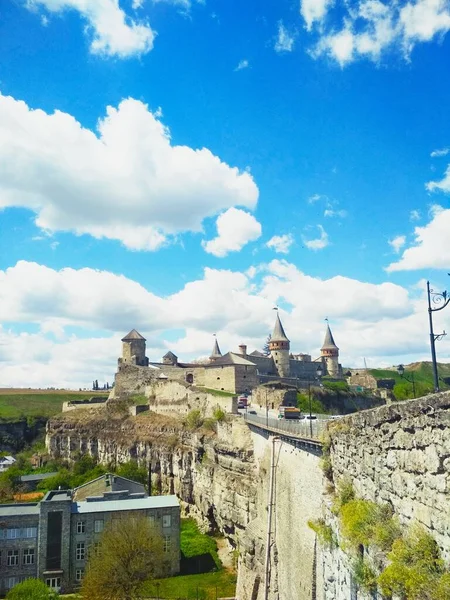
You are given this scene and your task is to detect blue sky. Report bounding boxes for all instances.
[1,0,450,387]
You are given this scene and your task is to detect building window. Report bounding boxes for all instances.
[75,569,84,582]
[7,550,19,566]
[24,527,37,538]
[163,536,171,553]
[45,577,61,590]
[7,528,21,540]
[23,548,35,565]
[77,521,85,534]
[162,514,172,528]
[6,577,19,589]
[94,519,104,533]
[76,542,85,561]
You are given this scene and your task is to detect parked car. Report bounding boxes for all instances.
[305,414,317,420]
[248,410,257,415]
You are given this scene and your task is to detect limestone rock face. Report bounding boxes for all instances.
[46,410,257,541]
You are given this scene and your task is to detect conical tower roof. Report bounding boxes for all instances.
[210,337,222,359]
[321,323,338,350]
[271,312,289,343]
[121,329,146,342]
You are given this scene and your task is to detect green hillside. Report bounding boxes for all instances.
[368,362,450,400]
[0,389,107,421]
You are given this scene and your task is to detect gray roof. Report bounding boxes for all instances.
[73,494,180,514]
[271,313,289,343]
[0,503,40,517]
[208,352,256,367]
[250,350,266,357]
[20,472,58,483]
[210,338,222,359]
[321,324,338,350]
[121,329,146,342]
[163,351,178,360]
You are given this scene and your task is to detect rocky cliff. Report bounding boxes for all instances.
[46,407,257,542]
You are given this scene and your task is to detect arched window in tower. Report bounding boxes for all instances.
[186,373,194,384]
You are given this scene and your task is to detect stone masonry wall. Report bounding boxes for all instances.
[328,391,450,561]
[145,379,237,417]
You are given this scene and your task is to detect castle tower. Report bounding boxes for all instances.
[321,322,339,377]
[210,337,222,362]
[269,312,290,377]
[121,329,148,367]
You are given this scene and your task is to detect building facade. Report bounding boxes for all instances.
[0,476,180,595]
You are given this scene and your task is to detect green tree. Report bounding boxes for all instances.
[6,578,59,599]
[116,460,148,485]
[81,515,164,600]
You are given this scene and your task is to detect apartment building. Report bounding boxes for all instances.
[0,475,180,594]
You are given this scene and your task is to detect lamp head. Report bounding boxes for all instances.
[397,364,405,376]
[316,365,323,377]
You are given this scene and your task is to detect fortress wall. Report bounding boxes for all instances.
[251,386,297,409]
[145,379,237,417]
[237,432,324,600]
[329,391,450,560]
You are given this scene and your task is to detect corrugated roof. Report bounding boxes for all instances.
[72,494,180,514]
[121,329,146,342]
[271,313,289,343]
[321,324,338,350]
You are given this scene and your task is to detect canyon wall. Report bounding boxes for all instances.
[46,409,257,542]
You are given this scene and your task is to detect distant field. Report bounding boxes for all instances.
[0,389,107,421]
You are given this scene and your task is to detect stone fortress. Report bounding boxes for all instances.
[113,313,343,402]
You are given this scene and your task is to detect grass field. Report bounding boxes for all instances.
[144,570,237,599]
[0,389,107,421]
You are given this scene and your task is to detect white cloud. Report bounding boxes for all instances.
[3,259,447,387]
[410,209,421,221]
[27,0,155,58]
[235,59,249,71]
[431,147,449,157]
[306,0,450,65]
[302,225,329,250]
[300,0,334,31]
[266,234,294,254]
[202,208,262,257]
[0,93,258,251]
[324,208,347,218]
[427,160,450,193]
[308,193,326,203]
[388,235,406,253]
[386,206,450,271]
[275,21,296,53]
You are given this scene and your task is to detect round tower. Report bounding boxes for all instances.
[321,322,339,377]
[269,312,290,378]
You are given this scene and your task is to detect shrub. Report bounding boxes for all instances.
[213,407,226,422]
[332,478,355,514]
[353,557,378,593]
[6,579,59,599]
[185,409,204,430]
[308,519,336,548]
[377,526,445,600]
[340,499,400,553]
[320,454,333,481]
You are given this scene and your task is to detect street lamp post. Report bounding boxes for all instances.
[397,364,416,398]
[427,279,450,392]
